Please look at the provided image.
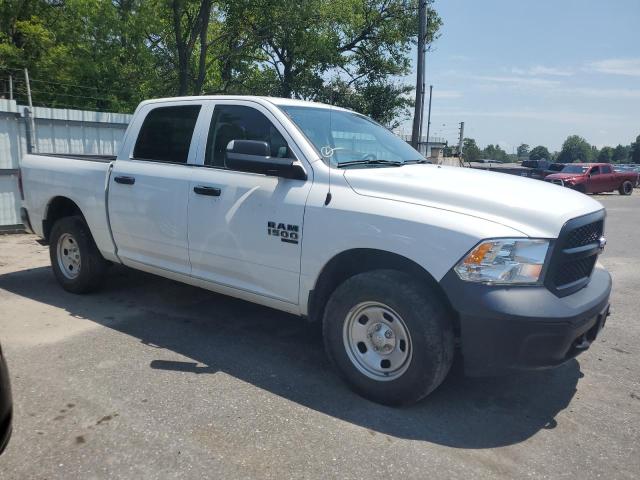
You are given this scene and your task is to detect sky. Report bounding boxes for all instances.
[399,0,640,152]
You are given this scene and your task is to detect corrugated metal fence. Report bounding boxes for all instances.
[0,100,131,229]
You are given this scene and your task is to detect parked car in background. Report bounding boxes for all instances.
[545,163,638,195]
[0,341,12,454]
[521,159,550,170]
[470,158,504,164]
[520,159,564,180]
[545,163,565,174]
[614,165,640,186]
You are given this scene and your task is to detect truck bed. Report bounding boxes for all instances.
[30,153,117,162]
[20,153,117,260]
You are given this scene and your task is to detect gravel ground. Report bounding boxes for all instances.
[0,192,638,479]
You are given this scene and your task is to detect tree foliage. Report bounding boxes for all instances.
[529,145,550,161]
[612,144,630,163]
[597,146,613,163]
[631,135,640,164]
[0,0,441,126]
[463,137,481,163]
[557,135,592,163]
[482,144,508,162]
[516,143,529,158]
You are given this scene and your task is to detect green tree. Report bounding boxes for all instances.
[516,143,529,158]
[529,145,550,160]
[598,146,613,163]
[314,79,412,128]
[1,0,161,111]
[557,135,592,163]
[482,144,508,162]
[155,0,214,96]
[463,138,481,163]
[631,135,640,164]
[0,0,442,124]
[220,0,440,123]
[612,144,630,163]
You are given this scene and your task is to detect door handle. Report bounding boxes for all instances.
[193,186,221,197]
[114,176,135,185]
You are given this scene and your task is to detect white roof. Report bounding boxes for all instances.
[138,95,351,112]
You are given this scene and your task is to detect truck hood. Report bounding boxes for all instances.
[343,164,604,238]
[545,173,583,181]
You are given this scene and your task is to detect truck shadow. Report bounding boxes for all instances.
[0,264,581,449]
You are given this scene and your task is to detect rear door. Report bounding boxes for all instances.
[108,103,204,274]
[599,164,616,190]
[187,100,311,304]
[587,166,604,193]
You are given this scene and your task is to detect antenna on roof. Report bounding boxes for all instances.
[324,87,334,206]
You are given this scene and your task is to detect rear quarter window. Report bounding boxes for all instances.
[133,105,201,163]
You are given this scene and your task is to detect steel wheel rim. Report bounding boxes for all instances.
[57,233,81,279]
[342,301,412,381]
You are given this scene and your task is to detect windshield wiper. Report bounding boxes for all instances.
[336,159,404,168]
[403,159,431,164]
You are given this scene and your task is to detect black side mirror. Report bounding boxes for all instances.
[225,140,306,180]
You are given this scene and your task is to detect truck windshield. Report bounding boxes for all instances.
[561,165,589,174]
[278,105,425,167]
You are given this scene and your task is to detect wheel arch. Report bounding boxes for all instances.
[307,248,457,329]
[42,196,85,242]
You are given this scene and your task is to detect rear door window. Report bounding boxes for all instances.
[601,165,612,174]
[133,105,201,163]
[204,105,291,168]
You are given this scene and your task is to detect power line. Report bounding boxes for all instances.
[28,78,132,95]
[25,99,125,112]
[1,68,133,95]
[10,89,128,112]
[28,88,120,103]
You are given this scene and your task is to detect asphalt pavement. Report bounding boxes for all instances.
[0,192,638,479]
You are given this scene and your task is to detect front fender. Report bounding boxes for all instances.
[298,183,525,315]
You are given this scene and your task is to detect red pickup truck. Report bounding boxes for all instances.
[545,163,638,195]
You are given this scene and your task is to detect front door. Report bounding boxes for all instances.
[587,165,606,193]
[187,101,311,304]
[109,104,202,275]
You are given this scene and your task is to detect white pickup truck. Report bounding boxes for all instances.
[20,96,612,405]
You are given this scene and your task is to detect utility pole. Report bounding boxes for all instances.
[24,68,36,152]
[8,75,13,100]
[458,121,465,166]
[425,85,433,157]
[411,0,428,149]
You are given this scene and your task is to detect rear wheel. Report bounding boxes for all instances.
[619,180,633,195]
[49,216,107,293]
[322,270,454,406]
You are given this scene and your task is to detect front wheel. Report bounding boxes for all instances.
[49,216,107,293]
[322,270,454,406]
[618,180,633,195]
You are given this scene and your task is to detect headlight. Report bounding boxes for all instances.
[454,239,549,284]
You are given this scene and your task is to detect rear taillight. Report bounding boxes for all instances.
[17,169,24,200]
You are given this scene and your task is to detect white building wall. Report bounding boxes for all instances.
[0,100,131,228]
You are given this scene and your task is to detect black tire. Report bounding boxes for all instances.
[322,270,454,406]
[618,180,633,196]
[49,216,107,293]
